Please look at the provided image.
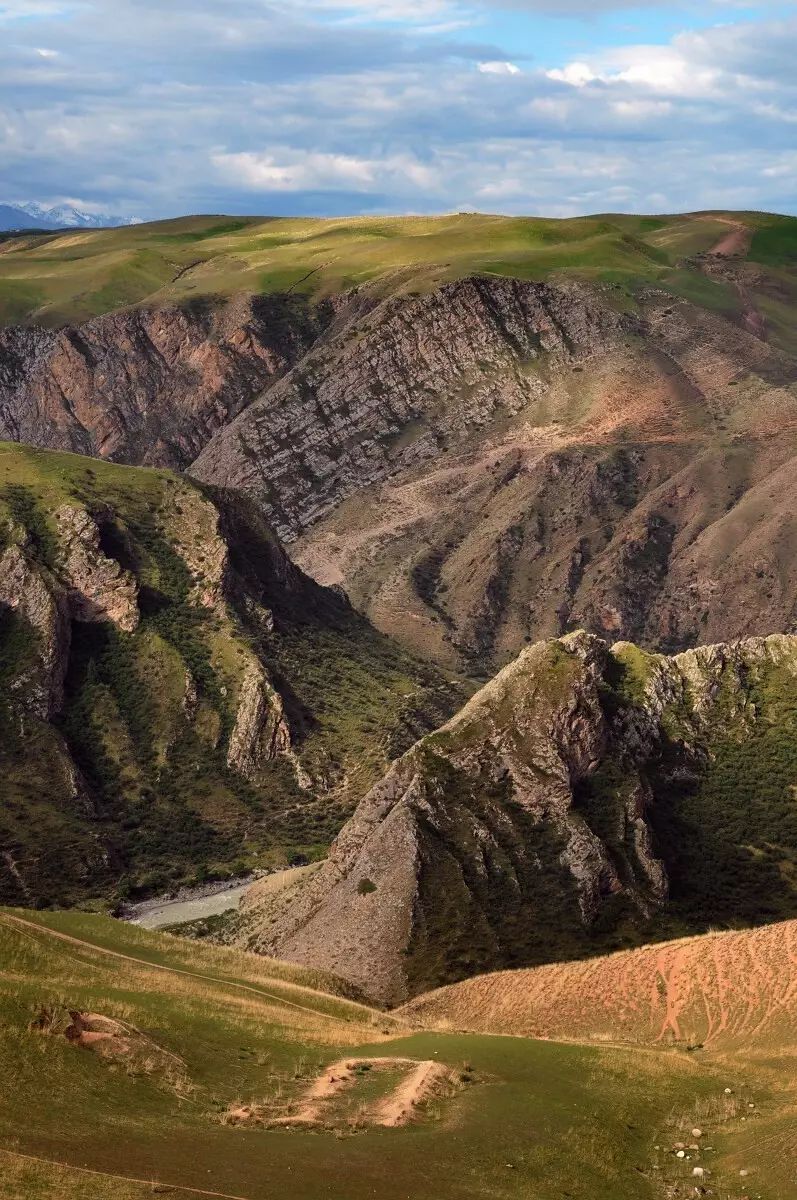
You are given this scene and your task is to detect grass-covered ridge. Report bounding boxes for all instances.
[0,442,462,908]
[1,209,795,327]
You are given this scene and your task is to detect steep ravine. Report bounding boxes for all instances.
[0,442,462,908]
[0,293,335,469]
[3,273,797,676]
[191,275,630,537]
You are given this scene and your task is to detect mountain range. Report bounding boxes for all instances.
[0,201,140,233]
[2,207,797,1200]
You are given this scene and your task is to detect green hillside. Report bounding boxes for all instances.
[1,908,791,1200]
[0,442,461,908]
[1,209,795,328]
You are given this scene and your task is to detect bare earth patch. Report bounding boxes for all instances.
[224,1057,460,1131]
[33,1007,192,1095]
[400,919,797,1054]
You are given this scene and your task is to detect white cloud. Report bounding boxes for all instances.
[611,98,673,118]
[546,62,595,87]
[213,151,376,191]
[548,50,721,98]
[213,148,440,194]
[1,0,795,220]
[478,60,521,75]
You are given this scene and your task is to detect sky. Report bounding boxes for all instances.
[1,0,796,220]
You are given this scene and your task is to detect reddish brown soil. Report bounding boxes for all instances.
[401,920,797,1052]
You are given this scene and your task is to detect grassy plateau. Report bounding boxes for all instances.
[1,210,796,328]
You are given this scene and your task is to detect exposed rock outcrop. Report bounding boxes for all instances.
[0,543,69,717]
[240,631,797,1004]
[290,286,797,672]
[0,294,332,468]
[54,504,139,632]
[3,273,797,675]
[192,277,629,538]
[226,662,292,782]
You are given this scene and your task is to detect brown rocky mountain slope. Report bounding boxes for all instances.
[0,442,460,908]
[232,630,797,1005]
[0,293,333,469]
[1,219,797,675]
[285,279,797,672]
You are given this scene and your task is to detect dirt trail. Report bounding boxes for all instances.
[272,1056,451,1127]
[371,1059,451,1127]
[710,221,752,258]
[696,217,768,339]
[0,913,379,1028]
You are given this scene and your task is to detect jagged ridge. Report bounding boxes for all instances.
[3,263,797,676]
[236,630,797,1005]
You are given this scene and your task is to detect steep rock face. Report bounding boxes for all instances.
[54,504,140,632]
[5,270,797,676]
[226,661,292,782]
[0,543,69,717]
[241,631,797,1004]
[0,442,461,907]
[192,277,628,537]
[0,295,332,468]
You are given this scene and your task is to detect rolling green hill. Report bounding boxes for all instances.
[1,209,795,330]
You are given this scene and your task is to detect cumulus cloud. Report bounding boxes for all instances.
[213,149,440,193]
[478,60,522,75]
[0,0,795,218]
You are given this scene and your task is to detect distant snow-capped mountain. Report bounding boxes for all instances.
[0,202,141,232]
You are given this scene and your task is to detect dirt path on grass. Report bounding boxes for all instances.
[699,218,767,339]
[710,221,752,258]
[271,1056,453,1127]
[371,1059,451,1127]
[0,913,378,1028]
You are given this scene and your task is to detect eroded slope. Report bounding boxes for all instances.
[401,918,797,1052]
[236,631,797,1004]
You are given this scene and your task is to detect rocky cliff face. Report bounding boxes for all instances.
[289,285,797,672]
[239,630,797,1005]
[3,272,797,675]
[0,294,332,468]
[0,443,461,908]
[191,276,629,537]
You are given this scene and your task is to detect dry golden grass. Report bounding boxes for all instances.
[0,1153,156,1200]
[0,914,398,1047]
[401,919,797,1053]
